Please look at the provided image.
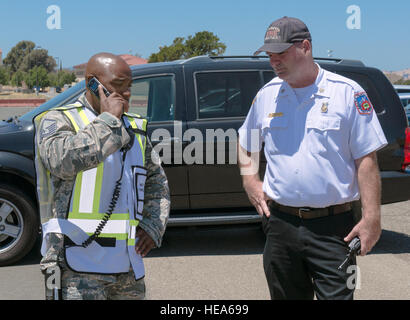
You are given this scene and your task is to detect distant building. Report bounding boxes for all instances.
[72,54,148,80]
[72,62,87,79]
[119,54,148,66]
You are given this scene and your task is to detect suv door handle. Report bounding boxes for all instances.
[377,109,386,116]
[151,137,182,144]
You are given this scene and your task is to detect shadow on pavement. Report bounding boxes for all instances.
[147,224,266,258]
[14,224,266,265]
[15,225,410,265]
[371,229,410,255]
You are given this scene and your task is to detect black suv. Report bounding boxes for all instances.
[1,56,409,266]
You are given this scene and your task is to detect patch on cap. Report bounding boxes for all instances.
[354,92,373,115]
[265,27,281,41]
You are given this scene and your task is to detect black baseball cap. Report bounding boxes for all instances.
[254,16,312,55]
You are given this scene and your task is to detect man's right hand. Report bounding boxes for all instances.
[243,177,271,217]
[98,85,128,119]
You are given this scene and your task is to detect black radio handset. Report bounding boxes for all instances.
[121,118,135,154]
[81,120,135,248]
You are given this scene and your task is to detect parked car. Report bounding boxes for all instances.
[398,93,410,107]
[1,56,410,266]
[405,104,410,123]
[394,85,410,94]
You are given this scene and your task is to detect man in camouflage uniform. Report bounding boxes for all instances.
[35,52,170,300]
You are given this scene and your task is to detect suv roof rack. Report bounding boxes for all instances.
[180,56,213,64]
[209,56,269,60]
[313,57,365,67]
[181,55,269,64]
[180,55,365,67]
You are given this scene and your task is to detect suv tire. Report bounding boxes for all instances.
[0,184,39,266]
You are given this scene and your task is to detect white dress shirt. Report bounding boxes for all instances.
[239,65,388,208]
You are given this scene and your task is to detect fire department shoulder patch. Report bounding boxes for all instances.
[354,92,373,115]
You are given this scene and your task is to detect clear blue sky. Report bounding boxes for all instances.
[0,0,409,71]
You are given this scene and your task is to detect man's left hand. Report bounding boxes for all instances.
[135,227,156,257]
[344,215,381,256]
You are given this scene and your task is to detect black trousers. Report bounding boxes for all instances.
[262,208,357,300]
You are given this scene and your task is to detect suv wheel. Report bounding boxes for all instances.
[0,184,39,266]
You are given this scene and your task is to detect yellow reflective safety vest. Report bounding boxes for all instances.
[34,102,148,279]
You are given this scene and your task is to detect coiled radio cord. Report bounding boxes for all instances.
[82,125,135,248]
[81,162,125,248]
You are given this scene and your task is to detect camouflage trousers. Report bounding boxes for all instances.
[61,268,146,300]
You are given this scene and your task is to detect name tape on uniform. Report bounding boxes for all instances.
[268,112,284,118]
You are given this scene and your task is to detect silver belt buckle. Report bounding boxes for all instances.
[298,207,311,218]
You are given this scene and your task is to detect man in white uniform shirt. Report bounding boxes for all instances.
[238,17,387,300]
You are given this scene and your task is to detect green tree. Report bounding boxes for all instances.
[149,37,186,63]
[3,40,35,73]
[0,66,10,85]
[11,70,26,87]
[148,31,226,63]
[59,70,76,87]
[49,70,77,87]
[185,31,226,57]
[48,72,58,87]
[24,66,50,89]
[19,48,56,73]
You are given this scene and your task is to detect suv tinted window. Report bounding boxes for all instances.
[263,71,275,84]
[195,71,260,119]
[336,71,383,113]
[130,75,175,122]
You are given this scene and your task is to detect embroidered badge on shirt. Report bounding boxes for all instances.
[321,103,328,113]
[354,92,373,115]
[40,119,57,140]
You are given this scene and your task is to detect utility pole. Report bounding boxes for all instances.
[54,56,60,87]
[34,45,42,95]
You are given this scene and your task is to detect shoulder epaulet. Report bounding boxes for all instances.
[260,76,283,91]
[124,112,146,120]
[324,70,358,91]
[124,112,147,134]
[53,101,83,111]
[33,102,83,122]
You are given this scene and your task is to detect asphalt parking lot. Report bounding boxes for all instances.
[0,106,409,300]
[0,200,409,300]
[0,106,35,120]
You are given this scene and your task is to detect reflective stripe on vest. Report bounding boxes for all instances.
[34,103,147,278]
[61,106,147,243]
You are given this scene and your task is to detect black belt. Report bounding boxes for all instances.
[268,201,353,219]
